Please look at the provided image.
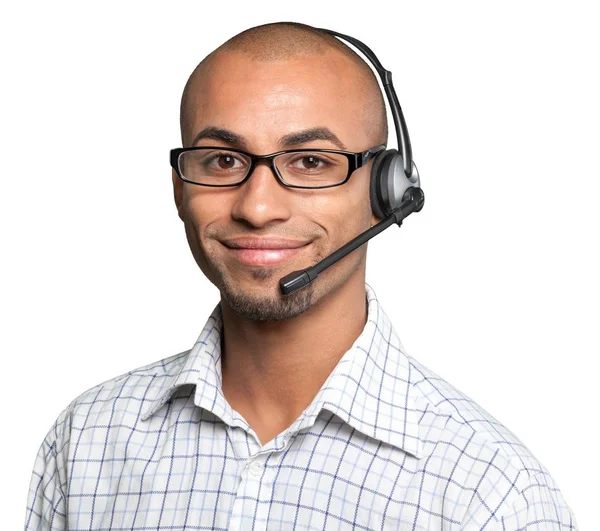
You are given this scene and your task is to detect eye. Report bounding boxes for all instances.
[202,151,248,173]
[299,155,323,169]
[287,154,332,173]
[216,154,236,169]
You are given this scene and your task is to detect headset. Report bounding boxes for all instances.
[279,27,425,295]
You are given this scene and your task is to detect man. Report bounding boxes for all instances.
[26,22,577,530]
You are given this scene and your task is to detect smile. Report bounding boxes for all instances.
[225,245,308,266]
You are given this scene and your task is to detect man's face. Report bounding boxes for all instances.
[173,50,380,321]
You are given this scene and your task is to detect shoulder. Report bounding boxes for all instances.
[26,351,192,528]
[404,354,577,527]
[44,349,191,446]
[407,353,543,472]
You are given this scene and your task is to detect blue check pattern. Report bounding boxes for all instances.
[25,283,577,530]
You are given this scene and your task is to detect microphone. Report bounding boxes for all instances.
[279,187,425,295]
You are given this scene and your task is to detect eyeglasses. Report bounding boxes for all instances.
[170,145,386,189]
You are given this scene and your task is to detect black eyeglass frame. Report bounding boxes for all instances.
[170,144,386,189]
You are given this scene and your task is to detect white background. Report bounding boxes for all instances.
[2,0,597,528]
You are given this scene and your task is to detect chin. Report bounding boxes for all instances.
[219,272,316,322]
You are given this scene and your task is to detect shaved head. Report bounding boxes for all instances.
[179,22,388,148]
[173,22,389,322]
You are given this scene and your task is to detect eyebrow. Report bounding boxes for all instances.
[279,127,347,150]
[191,127,248,149]
[191,126,347,151]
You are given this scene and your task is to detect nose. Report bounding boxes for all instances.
[230,161,292,228]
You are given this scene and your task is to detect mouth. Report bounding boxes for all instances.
[222,244,310,267]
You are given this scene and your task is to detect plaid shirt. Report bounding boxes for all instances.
[25,283,577,530]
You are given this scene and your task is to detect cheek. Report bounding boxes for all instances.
[340,169,373,219]
[182,186,228,224]
[180,190,225,253]
[306,182,372,246]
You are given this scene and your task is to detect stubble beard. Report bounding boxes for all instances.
[215,262,316,322]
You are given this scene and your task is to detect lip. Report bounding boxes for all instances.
[221,237,310,250]
[226,247,306,266]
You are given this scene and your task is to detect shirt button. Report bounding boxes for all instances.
[248,461,263,477]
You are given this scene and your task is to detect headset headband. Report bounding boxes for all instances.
[317,28,414,178]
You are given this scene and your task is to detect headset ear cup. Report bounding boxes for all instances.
[369,149,397,220]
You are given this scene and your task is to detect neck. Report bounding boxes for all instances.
[219,274,368,441]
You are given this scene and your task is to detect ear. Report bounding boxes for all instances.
[172,169,184,221]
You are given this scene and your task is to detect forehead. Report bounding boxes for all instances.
[185,51,376,151]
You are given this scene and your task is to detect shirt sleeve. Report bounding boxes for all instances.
[493,471,578,530]
[24,405,73,530]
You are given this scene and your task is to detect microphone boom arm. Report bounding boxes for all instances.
[279,187,424,296]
